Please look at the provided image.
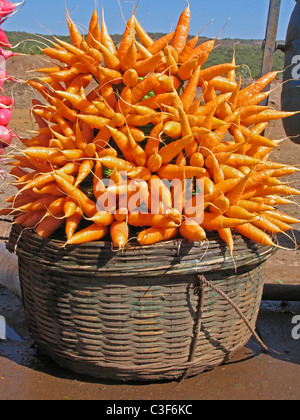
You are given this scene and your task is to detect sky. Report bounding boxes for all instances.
[2,0,297,41]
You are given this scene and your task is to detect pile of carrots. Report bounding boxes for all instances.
[1,2,300,251]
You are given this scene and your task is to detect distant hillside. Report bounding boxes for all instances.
[5,31,285,80]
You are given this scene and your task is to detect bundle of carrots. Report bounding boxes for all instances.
[1,2,300,252]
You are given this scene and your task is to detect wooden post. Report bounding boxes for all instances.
[261,0,282,106]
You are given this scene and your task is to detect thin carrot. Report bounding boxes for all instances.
[98,42,121,70]
[52,173,97,217]
[157,164,207,180]
[105,125,135,163]
[74,159,94,188]
[120,40,137,72]
[147,153,163,173]
[89,211,115,227]
[101,8,117,55]
[64,198,78,218]
[131,74,159,104]
[128,213,181,228]
[180,65,201,110]
[42,47,79,66]
[123,69,139,87]
[145,121,164,158]
[65,207,83,241]
[179,33,201,63]
[198,63,239,84]
[116,85,132,116]
[137,227,178,245]
[98,156,135,172]
[117,13,136,62]
[159,134,195,164]
[201,212,251,230]
[127,128,147,166]
[180,219,207,242]
[178,57,199,81]
[87,8,101,49]
[110,221,129,249]
[66,223,108,245]
[147,32,175,55]
[134,16,154,48]
[35,215,65,239]
[133,52,166,77]
[217,228,234,255]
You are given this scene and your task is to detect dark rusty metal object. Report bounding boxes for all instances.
[281,0,300,144]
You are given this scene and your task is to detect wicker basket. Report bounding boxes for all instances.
[7,224,276,382]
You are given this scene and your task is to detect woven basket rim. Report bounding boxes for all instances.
[8,224,277,278]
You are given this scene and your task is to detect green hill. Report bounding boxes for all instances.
[5,31,285,80]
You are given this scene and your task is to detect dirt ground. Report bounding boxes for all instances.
[0,56,299,401]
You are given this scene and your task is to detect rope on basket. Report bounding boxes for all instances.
[181,274,268,381]
[181,275,206,381]
[199,275,268,352]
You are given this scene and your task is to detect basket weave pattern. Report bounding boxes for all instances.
[8,225,275,381]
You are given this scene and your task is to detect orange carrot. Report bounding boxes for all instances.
[145,121,164,158]
[128,213,180,228]
[178,57,199,81]
[180,65,201,110]
[198,63,239,84]
[134,16,154,48]
[117,14,136,62]
[99,66,123,84]
[147,153,163,173]
[65,207,83,240]
[137,227,178,245]
[66,223,108,245]
[147,32,175,55]
[87,8,101,48]
[131,74,159,104]
[159,134,195,164]
[105,125,135,163]
[171,4,191,53]
[89,211,115,227]
[218,228,234,255]
[179,219,207,242]
[52,173,97,217]
[179,33,201,63]
[35,214,65,239]
[98,156,135,172]
[163,121,182,139]
[63,198,78,218]
[133,52,166,77]
[201,212,250,230]
[123,69,139,87]
[101,9,117,55]
[190,152,204,168]
[157,164,207,180]
[120,40,137,72]
[124,128,146,167]
[235,223,276,246]
[110,221,129,249]
[116,85,132,116]
[42,47,79,66]
[74,159,94,188]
